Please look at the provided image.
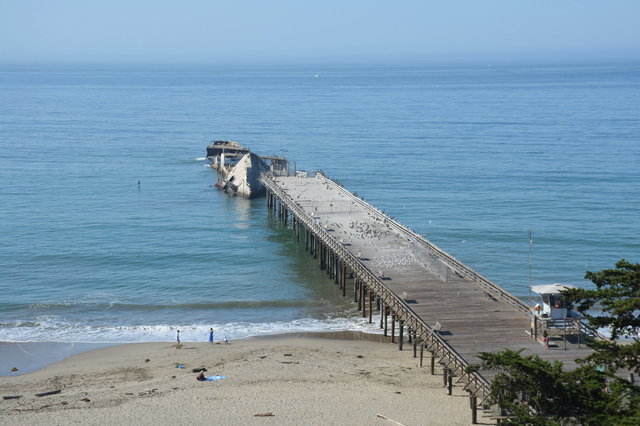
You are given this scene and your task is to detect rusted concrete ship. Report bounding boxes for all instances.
[206,140,289,198]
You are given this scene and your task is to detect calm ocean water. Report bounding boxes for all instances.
[1,63,639,348]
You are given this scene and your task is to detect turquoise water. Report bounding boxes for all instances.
[1,63,639,348]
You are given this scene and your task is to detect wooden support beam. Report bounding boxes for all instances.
[353,277,360,309]
[391,314,396,343]
[383,306,388,336]
[362,285,367,318]
[333,257,337,283]
[470,396,478,424]
[312,234,316,258]
[455,371,469,385]
[430,353,436,375]
[368,288,373,324]
[322,244,326,271]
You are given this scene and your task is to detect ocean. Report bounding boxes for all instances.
[1,62,639,353]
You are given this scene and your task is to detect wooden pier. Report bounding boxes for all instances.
[263,172,596,420]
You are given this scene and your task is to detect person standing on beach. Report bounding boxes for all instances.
[176,330,181,346]
[208,328,214,344]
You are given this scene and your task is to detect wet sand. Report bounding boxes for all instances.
[0,333,492,425]
[1,342,113,376]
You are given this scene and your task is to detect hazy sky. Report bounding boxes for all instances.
[1,0,639,64]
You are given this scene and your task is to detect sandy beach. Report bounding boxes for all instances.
[0,332,492,425]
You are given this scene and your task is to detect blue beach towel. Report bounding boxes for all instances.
[204,375,226,381]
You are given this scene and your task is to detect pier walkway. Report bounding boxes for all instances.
[263,172,595,412]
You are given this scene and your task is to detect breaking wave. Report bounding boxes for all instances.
[0,316,383,344]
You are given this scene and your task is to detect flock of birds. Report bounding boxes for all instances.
[370,253,416,269]
[344,220,393,241]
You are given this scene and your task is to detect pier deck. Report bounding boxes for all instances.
[263,173,594,400]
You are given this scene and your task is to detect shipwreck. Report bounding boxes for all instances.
[206,140,289,198]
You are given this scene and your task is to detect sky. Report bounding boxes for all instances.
[1,0,639,65]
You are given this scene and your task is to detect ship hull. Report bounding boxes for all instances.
[206,140,288,198]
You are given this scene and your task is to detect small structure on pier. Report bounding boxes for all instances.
[530,283,587,349]
[531,283,576,320]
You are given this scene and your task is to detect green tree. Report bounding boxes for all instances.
[476,350,637,425]
[562,259,640,375]
[473,260,640,425]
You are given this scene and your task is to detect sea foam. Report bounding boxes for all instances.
[0,316,382,344]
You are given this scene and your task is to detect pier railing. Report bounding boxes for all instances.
[262,173,493,401]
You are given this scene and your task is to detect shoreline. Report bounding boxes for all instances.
[0,332,489,425]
